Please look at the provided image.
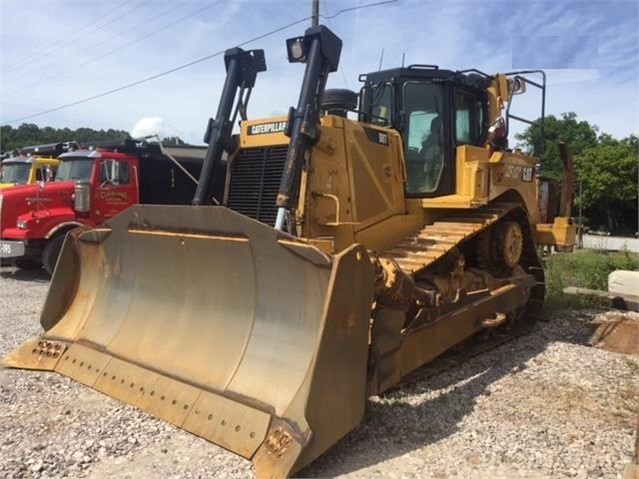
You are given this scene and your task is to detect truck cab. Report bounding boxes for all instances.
[0,156,59,190]
[0,141,212,274]
[0,149,141,273]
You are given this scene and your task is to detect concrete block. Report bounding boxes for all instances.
[609,270,639,296]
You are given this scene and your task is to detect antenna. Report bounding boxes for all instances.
[401,52,405,67]
[378,47,384,71]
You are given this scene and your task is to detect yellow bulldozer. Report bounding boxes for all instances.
[4,26,575,478]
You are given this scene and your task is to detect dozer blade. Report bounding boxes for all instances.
[3,205,375,478]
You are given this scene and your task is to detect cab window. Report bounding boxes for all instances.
[35,165,55,182]
[403,82,445,194]
[100,160,130,184]
[454,89,482,145]
[368,83,393,127]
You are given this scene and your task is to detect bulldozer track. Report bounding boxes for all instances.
[386,319,538,393]
[380,201,545,319]
[377,201,546,395]
[381,202,523,273]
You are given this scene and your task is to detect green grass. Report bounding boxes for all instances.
[542,248,639,311]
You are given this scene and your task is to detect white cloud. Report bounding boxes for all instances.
[131,117,168,139]
[546,69,601,85]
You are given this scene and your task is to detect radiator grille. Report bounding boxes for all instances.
[227,146,287,226]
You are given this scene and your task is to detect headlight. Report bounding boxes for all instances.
[290,40,304,60]
[17,219,27,229]
[286,37,307,63]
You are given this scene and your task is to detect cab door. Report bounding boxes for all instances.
[402,81,454,197]
[93,159,138,221]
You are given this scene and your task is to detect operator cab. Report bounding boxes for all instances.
[359,65,491,198]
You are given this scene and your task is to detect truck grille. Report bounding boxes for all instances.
[227,146,287,226]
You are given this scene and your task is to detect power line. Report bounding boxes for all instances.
[1,0,152,77]
[4,0,400,124]
[4,17,310,124]
[322,0,398,20]
[3,0,194,85]
[2,0,134,72]
[4,1,217,96]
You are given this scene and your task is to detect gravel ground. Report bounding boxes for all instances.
[1,266,637,479]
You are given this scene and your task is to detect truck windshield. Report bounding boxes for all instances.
[0,163,30,184]
[55,158,94,182]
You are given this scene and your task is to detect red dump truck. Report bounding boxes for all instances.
[0,139,222,274]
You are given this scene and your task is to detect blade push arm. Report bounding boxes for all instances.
[193,48,266,205]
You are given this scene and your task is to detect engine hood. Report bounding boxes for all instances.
[0,182,75,237]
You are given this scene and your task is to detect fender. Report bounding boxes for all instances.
[10,207,92,240]
[45,221,85,239]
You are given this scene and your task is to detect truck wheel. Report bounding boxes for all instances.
[14,258,42,270]
[43,235,66,276]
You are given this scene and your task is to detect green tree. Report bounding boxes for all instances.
[575,137,638,233]
[622,134,638,150]
[516,112,599,179]
[0,123,130,153]
[0,125,15,153]
[161,136,186,146]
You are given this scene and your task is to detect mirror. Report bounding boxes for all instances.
[100,160,120,186]
[110,160,120,184]
[508,77,527,96]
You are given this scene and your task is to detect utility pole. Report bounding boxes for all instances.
[311,0,319,26]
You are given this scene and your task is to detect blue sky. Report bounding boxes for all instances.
[1,0,637,145]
